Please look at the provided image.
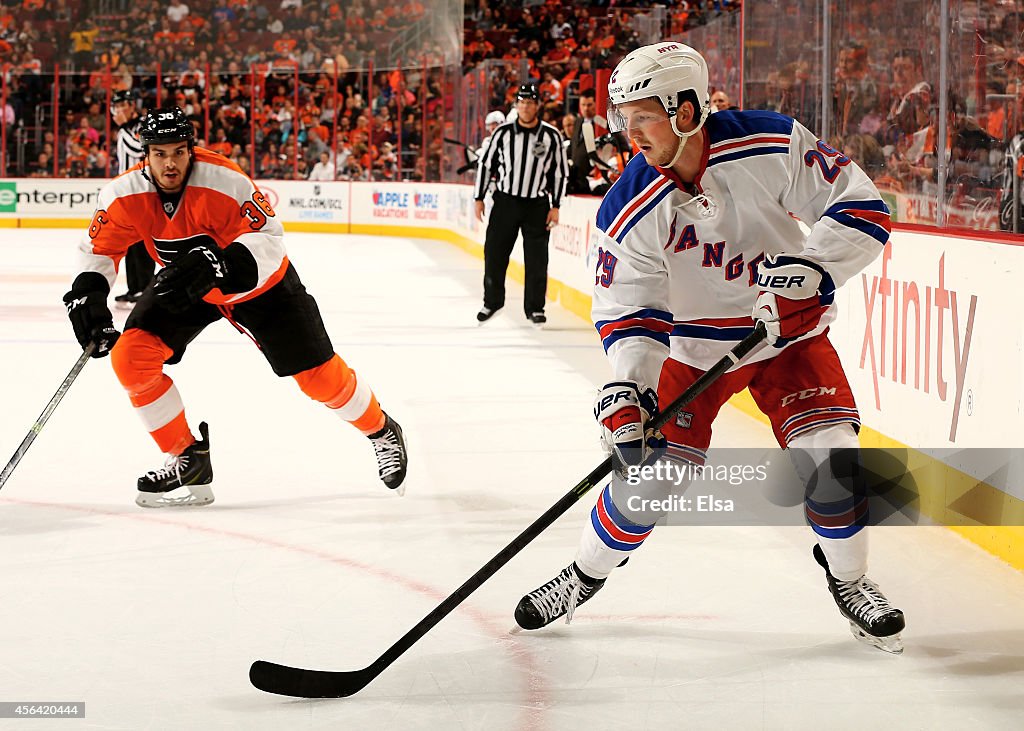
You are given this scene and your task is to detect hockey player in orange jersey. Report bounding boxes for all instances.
[63,107,408,507]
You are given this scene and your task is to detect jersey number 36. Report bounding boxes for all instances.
[240,191,276,229]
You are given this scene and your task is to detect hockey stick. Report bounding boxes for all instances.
[0,344,95,492]
[249,323,768,698]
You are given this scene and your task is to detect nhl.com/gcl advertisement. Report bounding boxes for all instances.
[256,182,347,223]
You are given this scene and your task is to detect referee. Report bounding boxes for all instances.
[110,89,154,307]
[474,84,568,326]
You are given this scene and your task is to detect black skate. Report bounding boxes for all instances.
[369,414,408,493]
[813,544,904,654]
[136,422,214,507]
[476,306,501,324]
[515,563,606,630]
[113,291,143,309]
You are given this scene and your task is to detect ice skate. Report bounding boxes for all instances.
[527,312,547,328]
[136,422,214,507]
[476,306,501,324]
[113,291,143,309]
[814,544,905,654]
[514,563,606,630]
[369,414,408,493]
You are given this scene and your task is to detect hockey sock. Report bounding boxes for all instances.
[790,423,869,581]
[575,484,655,579]
[813,530,868,582]
[112,329,195,455]
[293,354,385,434]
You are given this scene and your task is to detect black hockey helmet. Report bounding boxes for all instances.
[110,88,139,116]
[515,83,540,102]
[139,106,194,149]
[111,88,138,106]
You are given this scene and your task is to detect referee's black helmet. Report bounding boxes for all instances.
[515,84,540,102]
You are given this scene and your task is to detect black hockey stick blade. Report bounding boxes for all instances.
[249,323,767,698]
[249,662,375,699]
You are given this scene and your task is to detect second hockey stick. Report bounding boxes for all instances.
[0,344,95,492]
[249,322,768,698]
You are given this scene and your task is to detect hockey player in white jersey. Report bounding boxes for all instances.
[514,42,905,653]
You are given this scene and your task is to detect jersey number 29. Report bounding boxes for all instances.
[595,247,617,287]
[804,140,851,183]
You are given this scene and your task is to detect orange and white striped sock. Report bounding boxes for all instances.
[111,329,195,455]
[294,354,386,434]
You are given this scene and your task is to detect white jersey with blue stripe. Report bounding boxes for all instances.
[591,109,891,387]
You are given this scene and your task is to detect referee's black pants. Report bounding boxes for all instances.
[124,241,155,294]
[482,191,550,316]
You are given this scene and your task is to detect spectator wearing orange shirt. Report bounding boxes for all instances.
[218,98,247,136]
[273,37,298,57]
[404,0,425,20]
[299,98,321,128]
[208,127,233,156]
[539,70,562,114]
[544,38,571,67]
[368,10,388,31]
[560,56,580,90]
[308,121,330,148]
[984,81,1008,142]
[154,17,177,44]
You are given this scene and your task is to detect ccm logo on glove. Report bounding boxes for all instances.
[196,246,227,279]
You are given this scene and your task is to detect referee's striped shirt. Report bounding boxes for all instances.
[116,118,145,174]
[474,118,568,207]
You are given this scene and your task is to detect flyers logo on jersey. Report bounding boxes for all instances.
[153,234,221,264]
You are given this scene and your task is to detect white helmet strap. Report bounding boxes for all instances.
[657,101,709,169]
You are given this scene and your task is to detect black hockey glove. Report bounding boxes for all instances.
[63,272,119,358]
[153,244,229,313]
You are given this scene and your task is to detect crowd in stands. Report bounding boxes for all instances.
[5,0,1024,232]
[739,1,1024,230]
[464,0,740,126]
[1,0,448,180]
[0,0,741,181]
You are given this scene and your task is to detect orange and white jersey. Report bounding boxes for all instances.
[76,147,287,305]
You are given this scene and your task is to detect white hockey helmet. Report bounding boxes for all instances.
[607,42,711,139]
[485,110,506,127]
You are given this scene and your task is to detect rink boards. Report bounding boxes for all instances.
[2,176,1022,569]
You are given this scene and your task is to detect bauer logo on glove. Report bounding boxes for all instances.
[752,254,835,347]
[594,381,663,467]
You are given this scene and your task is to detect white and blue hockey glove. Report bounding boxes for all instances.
[753,255,835,347]
[594,381,664,467]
